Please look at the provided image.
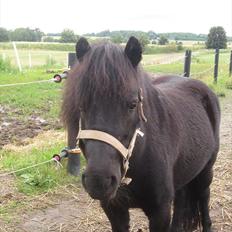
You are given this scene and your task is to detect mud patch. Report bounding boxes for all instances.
[0,105,62,149]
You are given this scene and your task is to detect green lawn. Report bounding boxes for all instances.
[0,69,62,120]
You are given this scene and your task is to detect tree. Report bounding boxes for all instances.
[0,28,9,42]
[34,28,44,41]
[10,28,44,41]
[60,29,78,43]
[98,30,110,37]
[138,34,150,50]
[158,35,169,45]
[111,34,123,44]
[206,26,227,49]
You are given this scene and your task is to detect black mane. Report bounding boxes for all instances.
[70,43,139,110]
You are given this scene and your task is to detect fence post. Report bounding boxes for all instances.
[214,48,220,83]
[12,42,22,72]
[229,50,232,77]
[183,50,192,77]
[29,52,32,68]
[68,53,77,68]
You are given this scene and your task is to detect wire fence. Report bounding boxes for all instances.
[0,49,231,88]
[0,78,55,88]
[0,157,62,177]
[191,65,215,78]
[145,49,231,81]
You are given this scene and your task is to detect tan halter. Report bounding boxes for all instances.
[76,120,144,185]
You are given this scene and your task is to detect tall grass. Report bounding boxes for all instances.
[44,55,57,68]
[0,57,17,72]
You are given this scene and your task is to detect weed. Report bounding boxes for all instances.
[0,57,17,72]
[225,79,232,89]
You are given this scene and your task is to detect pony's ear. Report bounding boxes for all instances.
[124,36,142,67]
[75,37,90,61]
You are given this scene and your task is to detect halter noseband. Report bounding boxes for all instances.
[77,120,144,184]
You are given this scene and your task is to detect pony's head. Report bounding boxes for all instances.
[64,37,144,201]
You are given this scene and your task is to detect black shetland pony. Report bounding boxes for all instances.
[62,37,220,232]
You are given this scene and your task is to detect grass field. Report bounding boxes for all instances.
[0,40,206,68]
[0,70,62,120]
[0,49,68,68]
[0,48,232,229]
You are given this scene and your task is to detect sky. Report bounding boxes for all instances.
[0,0,231,36]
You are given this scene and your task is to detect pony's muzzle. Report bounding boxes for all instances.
[82,171,118,200]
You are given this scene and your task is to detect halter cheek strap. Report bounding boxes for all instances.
[76,120,144,185]
[138,88,147,123]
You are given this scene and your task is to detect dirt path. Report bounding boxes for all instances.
[0,93,231,232]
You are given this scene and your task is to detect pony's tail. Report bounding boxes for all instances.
[172,184,201,232]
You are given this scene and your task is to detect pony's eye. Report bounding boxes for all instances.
[128,101,137,110]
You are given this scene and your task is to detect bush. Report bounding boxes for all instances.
[151,40,157,44]
[144,44,184,54]
[176,42,183,51]
[43,36,59,42]
[158,36,169,45]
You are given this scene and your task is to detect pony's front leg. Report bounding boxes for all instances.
[101,200,130,232]
[145,201,172,232]
[67,123,80,176]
